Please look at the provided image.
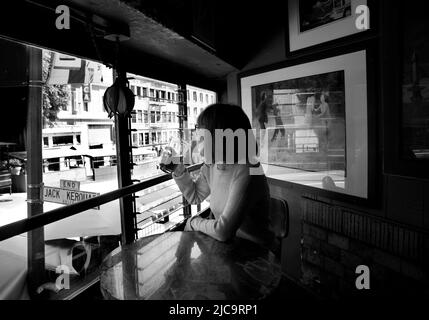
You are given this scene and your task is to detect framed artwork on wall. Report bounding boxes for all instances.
[382,1,429,178]
[287,0,368,53]
[240,49,374,200]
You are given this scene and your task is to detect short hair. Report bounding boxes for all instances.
[196,103,258,164]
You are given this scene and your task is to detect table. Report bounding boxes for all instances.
[100,231,282,300]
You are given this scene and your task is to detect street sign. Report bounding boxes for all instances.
[43,186,100,209]
[60,179,80,191]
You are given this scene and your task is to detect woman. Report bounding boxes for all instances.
[162,103,277,251]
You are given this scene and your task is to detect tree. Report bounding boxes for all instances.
[42,51,70,128]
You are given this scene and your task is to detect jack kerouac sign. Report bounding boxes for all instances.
[43,180,100,209]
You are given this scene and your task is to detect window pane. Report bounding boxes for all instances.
[52,135,73,146]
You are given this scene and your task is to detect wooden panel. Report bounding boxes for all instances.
[385,175,424,227]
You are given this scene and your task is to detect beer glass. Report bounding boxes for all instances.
[159,137,184,173]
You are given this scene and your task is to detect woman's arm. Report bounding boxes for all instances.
[173,164,211,205]
[186,167,252,242]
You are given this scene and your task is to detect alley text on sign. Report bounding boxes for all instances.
[43,186,100,207]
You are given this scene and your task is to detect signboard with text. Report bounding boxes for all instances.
[43,186,100,209]
[82,84,91,102]
[60,179,80,191]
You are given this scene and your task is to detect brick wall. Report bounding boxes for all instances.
[300,198,429,299]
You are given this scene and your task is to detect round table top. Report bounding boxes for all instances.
[100,231,282,300]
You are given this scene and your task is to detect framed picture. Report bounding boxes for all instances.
[287,0,368,53]
[382,1,429,178]
[240,49,371,200]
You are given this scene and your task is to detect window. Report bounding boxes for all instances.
[193,91,197,102]
[211,96,214,104]
[132,133,138,146]
[162,112,166,122]
[132,112,137,123]
[150,111,155,123]
[167,92,171,100]
[150,89,155,97]
[76,135,81,144]
[83,102,88,112]
[194,107,198,116]
[139,133,144,146]
[187,90,190,101]
[144,111,148,123]
[130,85,135,94]
[137,110,143,123]
[157,132,161,143]
[52,135,73,146]
[205,94,208,104]
[199,93,203,102]
[142,87,147,97]
[43,137,49,147]
[161,91,166,100]
[156,111,161,122]
[162,131,167,143]
[168,112,172,122]
[144,132,149,145]
[136,87,141,97]
[151,132,156,143]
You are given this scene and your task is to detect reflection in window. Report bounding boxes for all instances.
[401,9,429,160]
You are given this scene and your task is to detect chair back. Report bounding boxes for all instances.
[269,197,289,239]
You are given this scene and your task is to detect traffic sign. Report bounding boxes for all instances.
[60,179,80,191]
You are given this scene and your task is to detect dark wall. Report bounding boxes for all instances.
[225,1,429,297]
[0,38,28,147]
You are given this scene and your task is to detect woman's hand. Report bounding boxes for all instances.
[160,146,184,175]
[173,163,186,177]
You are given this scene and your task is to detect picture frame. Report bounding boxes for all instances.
[382,1,429,179]
[239,47,376,202]
[287,0,368,53]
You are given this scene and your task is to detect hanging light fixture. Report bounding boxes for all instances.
[103,30,134,118]
[103,76,135,118]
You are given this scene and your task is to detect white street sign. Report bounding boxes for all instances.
[60,179,80,191]
[43,186,100,209]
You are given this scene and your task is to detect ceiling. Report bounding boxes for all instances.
[0,0,280,91]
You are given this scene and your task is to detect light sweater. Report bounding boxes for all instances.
[173,163,276,249]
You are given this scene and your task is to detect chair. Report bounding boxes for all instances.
[269,196,289,239]
[0,169,12,195]
[269,197,289,258]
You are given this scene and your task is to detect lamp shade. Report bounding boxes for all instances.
[103,78,135,118]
